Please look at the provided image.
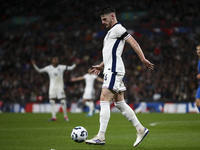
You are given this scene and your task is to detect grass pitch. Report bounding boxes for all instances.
[0,112,200,150]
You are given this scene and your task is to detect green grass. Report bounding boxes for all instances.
[0,112,200,150]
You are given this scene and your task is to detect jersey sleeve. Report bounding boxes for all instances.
[33,64,47,73]
[92,74,97,79]
[113,25,131,40]
[60,65,67,71]
[67,64,76,71]
[83,74,87,79]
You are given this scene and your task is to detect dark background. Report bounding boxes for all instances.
[0,0,200,111]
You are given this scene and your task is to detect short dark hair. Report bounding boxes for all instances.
[99,5,116,16]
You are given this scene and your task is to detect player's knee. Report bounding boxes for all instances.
[100,95,109,102]
[100,93,106,101]
[60,99,66,105]
[50,99,55,105]
[196,99,200,107]
[196,101,200,107]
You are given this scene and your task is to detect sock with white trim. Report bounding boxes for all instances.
[50,99,56,119]
[85,101,94,115]
[97,101,110,139]
[114,100,144,132]
[61,99,67,118]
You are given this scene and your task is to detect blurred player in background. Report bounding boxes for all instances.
[85,6,154,146]
[195,44,200,113]
[71,68,103,117]
[31,57,80,121]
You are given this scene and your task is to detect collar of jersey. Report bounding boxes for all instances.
[111,22,121,29]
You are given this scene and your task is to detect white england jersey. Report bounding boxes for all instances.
[102,22,131,75]
[84,73,97,91]
[83,74,97,99]
[33,64,76,91]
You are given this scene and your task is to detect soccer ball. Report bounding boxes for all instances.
[71,126,88,143]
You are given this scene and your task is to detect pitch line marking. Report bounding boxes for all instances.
[0,127,67,131]
[149,120,200,126]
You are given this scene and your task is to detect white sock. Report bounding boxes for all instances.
[85,101,94,115]
[50,99,56,118]
[97,101,110,139]
[114,100,144,132]
[61,99,67,118]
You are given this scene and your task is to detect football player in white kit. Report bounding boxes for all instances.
[31,57,79,121]
[71,68,103,117]
[85,6,154,146]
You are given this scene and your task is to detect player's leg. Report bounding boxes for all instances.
[58,89,69,121]
[114,92,144,131]
[83,89,95,116]
[60,98,69,121]
[85,88,114,145]
[195,98,200,113]
[195,87,200,113]
[49,98,57,121]
[49,89,57,121]
[85,100,94,117]
[113,93,149,147]
[98,89,114,138]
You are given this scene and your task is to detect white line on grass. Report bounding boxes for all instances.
[0,127,67,131]
[149,120,200,126]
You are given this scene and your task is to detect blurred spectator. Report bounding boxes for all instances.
[0,0,200,112]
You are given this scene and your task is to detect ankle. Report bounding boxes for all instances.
[136,124,145,133]
[97,131,105,139]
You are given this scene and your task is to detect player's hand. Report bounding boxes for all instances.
[92,64,103,75]
[31,60,35,65]
[71,78,75,82]
[196,74,200,79]
[75,59,80,65]
[142,59,154,71]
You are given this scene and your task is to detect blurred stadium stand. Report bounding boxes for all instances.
[1,0,200,112]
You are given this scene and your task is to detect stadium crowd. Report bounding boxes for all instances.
[0,0,200,111]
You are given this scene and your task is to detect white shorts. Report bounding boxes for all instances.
[83,88,95,100]
[49,88,66,99]
[102,72,126,93]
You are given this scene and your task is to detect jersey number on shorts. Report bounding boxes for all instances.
[104,74,107,81]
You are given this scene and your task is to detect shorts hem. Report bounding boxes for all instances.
[102,86,126,93]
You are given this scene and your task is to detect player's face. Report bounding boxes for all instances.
[88,68,92,74]
[52,57,59,66]
[100,14,113,29]
[197,46,200,57]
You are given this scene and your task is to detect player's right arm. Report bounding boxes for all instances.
[92,62,104,75]
[31,60,46,73]
[71,76,84,82]
[66,58,80,71]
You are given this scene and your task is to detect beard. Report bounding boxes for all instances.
[105,21,112,29]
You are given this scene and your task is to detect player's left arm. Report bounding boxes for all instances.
[125,36,154,71]
[196,74,200,79]
[71,76,84,82]
[96,77,104,82]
